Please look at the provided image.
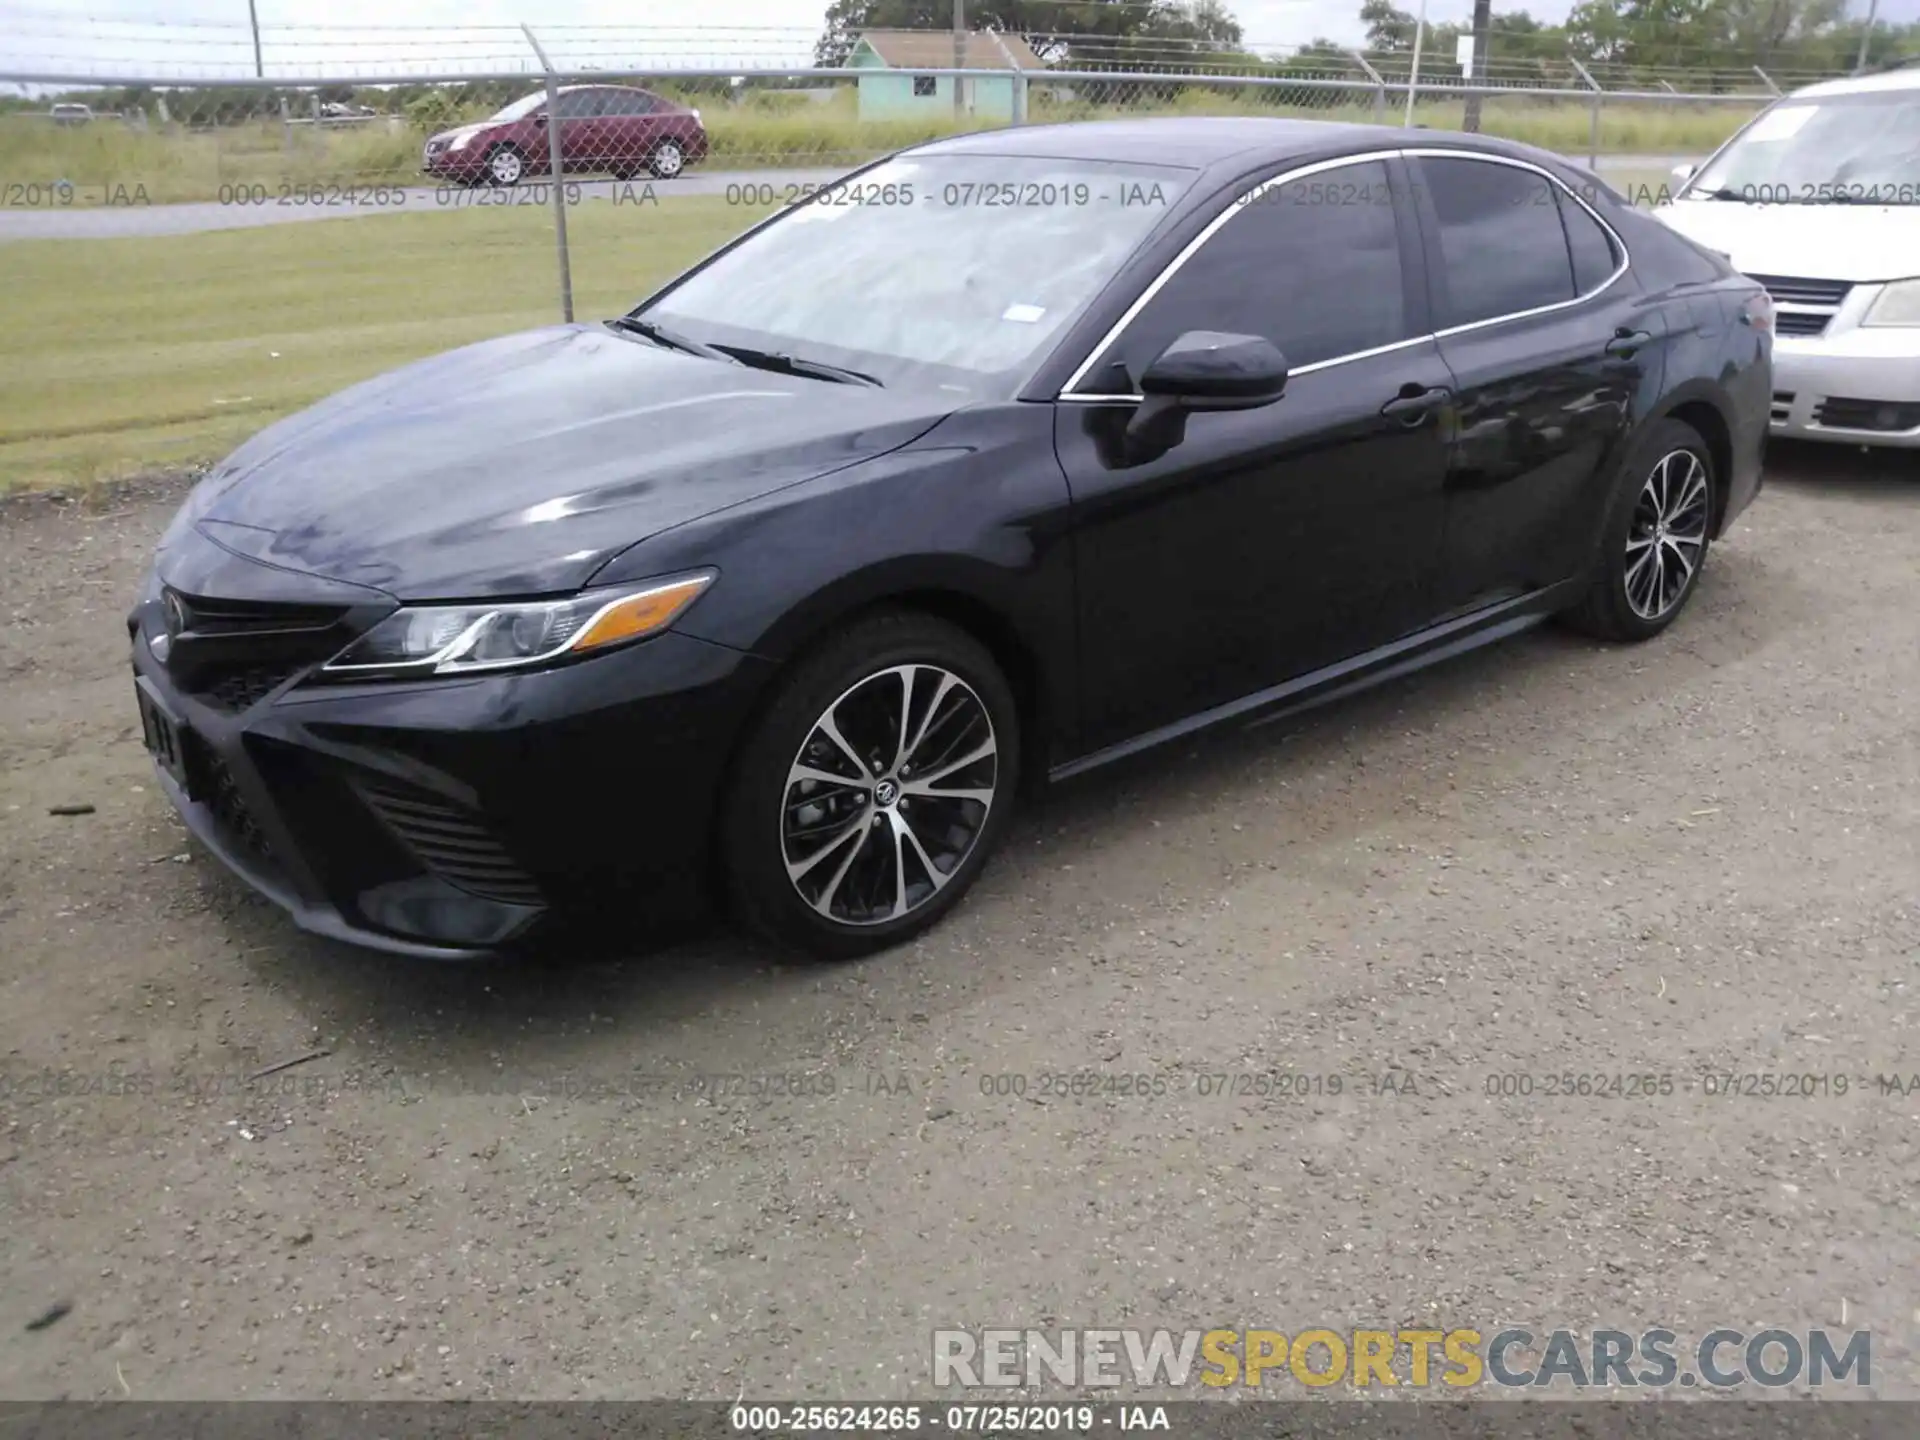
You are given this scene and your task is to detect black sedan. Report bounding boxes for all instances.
[130,118,1772,960]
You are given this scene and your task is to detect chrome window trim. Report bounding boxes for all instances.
[1055,146,1634,402]
[1404,148,1632,339]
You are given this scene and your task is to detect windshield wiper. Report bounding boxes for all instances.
[607,315,737,365]
[711,343,883,388]
[1689,186,1749,201]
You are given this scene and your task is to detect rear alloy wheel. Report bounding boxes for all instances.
[723,612,1018,958]
[486,145,525,187]
[1624,448,1710,622]
[648,139,686,179]
[1560,417,1714,642]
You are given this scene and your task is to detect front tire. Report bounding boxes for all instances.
[485,144,525,187]
[1560,417,1715,642]
[721,611,1019,959]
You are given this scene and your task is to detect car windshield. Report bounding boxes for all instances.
[1688,89,1920,204]
[489,93,546,122]
[636,153,1194,394]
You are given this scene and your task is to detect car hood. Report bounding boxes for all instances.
[184,324,957,600]
[431,122,495,144]
[1655,200,1920,282]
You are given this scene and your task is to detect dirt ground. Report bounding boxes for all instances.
[2,444,1917,1402]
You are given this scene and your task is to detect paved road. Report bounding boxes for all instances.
[0,155,1687,243]
[3,442,1917,1399]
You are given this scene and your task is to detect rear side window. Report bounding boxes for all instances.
[620,90,657,116]
[1417,156,1576,328]
[1100,159,1411,380]
[1558,190,1620,294]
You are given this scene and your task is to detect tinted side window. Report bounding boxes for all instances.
[553,90,598,119]
[1557,190,1619,294]
[1096,159,1409,383]
[1418,156,1575,328]
[620,90,657,116]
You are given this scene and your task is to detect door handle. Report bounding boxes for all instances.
[1605,328,1653,358]
[1380,385,1450,425]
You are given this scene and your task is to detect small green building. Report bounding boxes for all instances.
[848,28,1045,124]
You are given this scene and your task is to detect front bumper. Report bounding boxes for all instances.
[130,590,771,958]
[1769,329,1920,448]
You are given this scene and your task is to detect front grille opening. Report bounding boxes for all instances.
[1749,274,1852,308]
[1813,397,1920,433]
[1772,312,1832,338]
[196,746,274,862]
[354,776,545,909]
[203,663,307,714]
[1769,391,1795,424]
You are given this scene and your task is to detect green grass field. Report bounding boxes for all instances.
[0,166,1670,494]
[0,196,774,492]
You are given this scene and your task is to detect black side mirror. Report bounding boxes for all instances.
[1115,331,1288,464]
[1140,330,1290,410]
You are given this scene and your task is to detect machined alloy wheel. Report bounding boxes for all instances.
[488,146,524,186]
[781,664,997,927]
[1623,448,1710,621]
[649,139,685,179]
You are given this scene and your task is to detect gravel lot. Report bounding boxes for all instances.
[2,443,1917,1402]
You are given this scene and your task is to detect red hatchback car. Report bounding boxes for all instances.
[423,84,709,186]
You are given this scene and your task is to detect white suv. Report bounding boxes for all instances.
[1656,63,1920,448]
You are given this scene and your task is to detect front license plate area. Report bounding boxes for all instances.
[136,678,195,799]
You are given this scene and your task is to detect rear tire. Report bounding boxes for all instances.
[647,138,686,179]
[1559,417,1715,643]
[721,611,1019,960]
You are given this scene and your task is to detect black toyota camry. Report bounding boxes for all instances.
[131,118,1772,960]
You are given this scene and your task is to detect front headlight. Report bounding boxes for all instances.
[320,572,713,680]
[449,131,474,151]
[1863,278,1920,328]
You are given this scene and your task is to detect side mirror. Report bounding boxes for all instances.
[1140,330,1289,410]
[1107,331,1289,467]
[1670,162,1697,185]
[533,113,549,126]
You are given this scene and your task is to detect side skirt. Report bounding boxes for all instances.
[1048,578,1586,784]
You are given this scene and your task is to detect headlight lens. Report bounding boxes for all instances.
[320,572,713,680]
[1863,278,1920,328]
[449,131,473,151]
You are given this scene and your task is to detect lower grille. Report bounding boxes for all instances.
[1813,397,1920,433]
[199,749,274,861]
[1770,391,1795,425]
[355,777,544,908]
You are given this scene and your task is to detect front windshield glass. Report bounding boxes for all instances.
[490,93,546,122]
[1688,90,1920,204]
[639,153,1194,394]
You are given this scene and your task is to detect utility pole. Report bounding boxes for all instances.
[1855,0,1879,73]
[1463,0,1491,131]
[1404,0,1428,127]
[953,0,966,119]
[247,0,264,77]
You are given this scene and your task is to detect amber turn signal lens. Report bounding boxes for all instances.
[570,574,714,653]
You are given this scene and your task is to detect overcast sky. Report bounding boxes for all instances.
[2,0,1913,77]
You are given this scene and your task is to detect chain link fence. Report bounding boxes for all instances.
[0,21,1868,491]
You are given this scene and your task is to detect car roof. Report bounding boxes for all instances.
[1790,63,1920,99]
[912,116,1401,168]
[906,116,1595,200]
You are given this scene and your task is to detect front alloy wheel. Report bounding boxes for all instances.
[1624,448,1710,621]
[724,611,1018,958]
[783,664,997,926]
[487,146,524,186]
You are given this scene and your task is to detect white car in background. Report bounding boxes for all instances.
[1656,63,1920,447]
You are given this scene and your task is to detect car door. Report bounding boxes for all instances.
[550,88,603,174]
[1054,154,1457,754]
[1407,152,1666,616]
